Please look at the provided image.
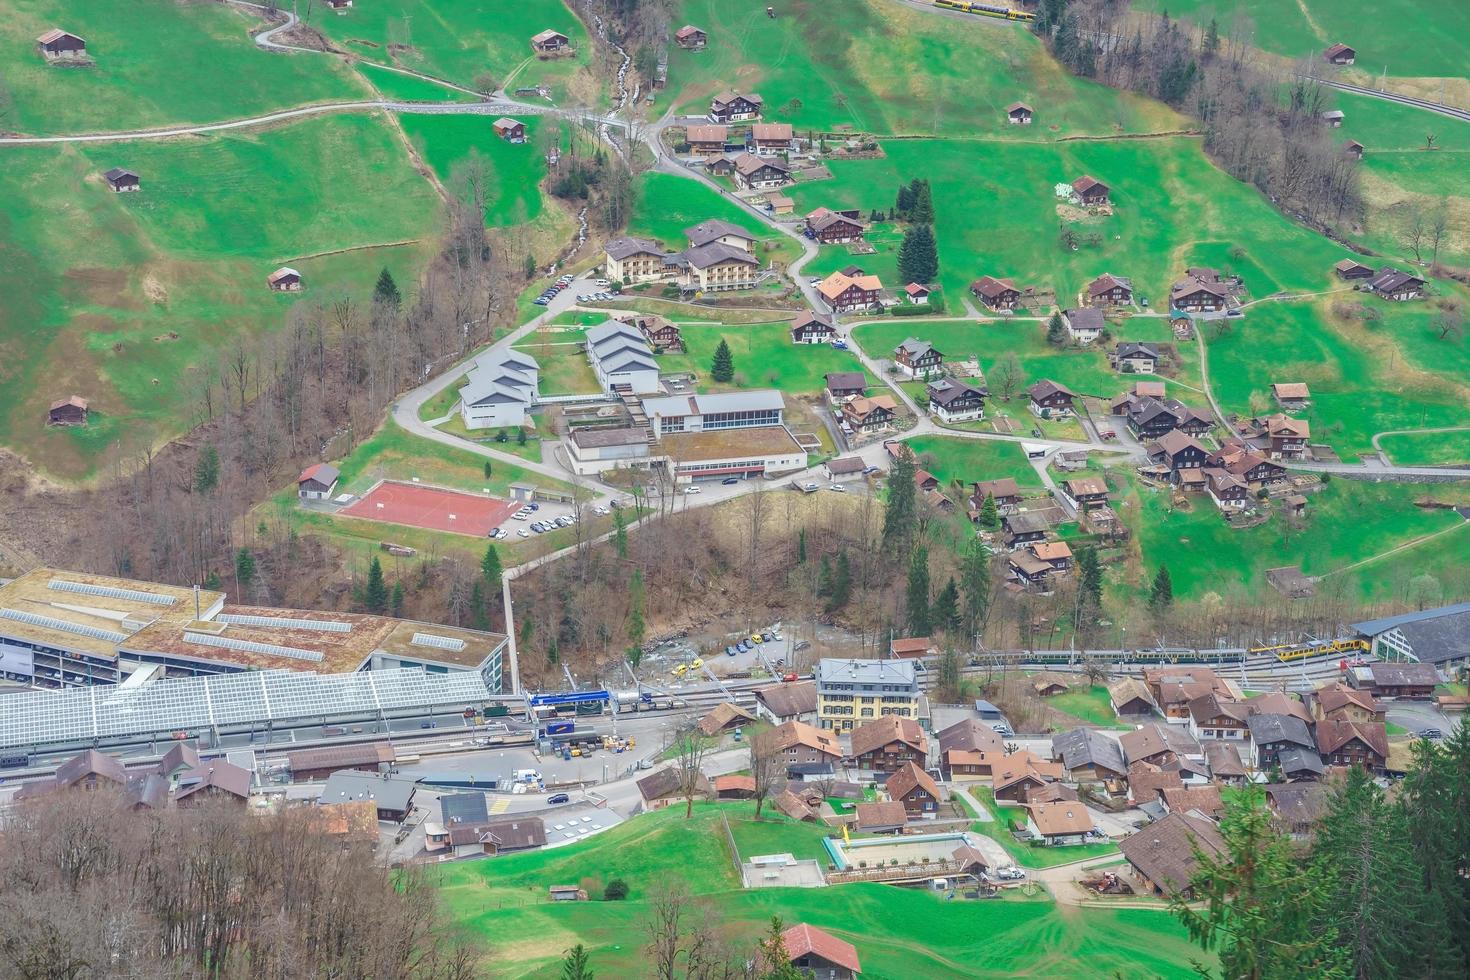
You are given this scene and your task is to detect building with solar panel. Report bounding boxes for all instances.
[0,568,505,692]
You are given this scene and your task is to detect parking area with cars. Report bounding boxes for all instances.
[492,499,584,541]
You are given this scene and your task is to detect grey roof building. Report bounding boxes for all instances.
[440,792,491,826]
[1351,602,1470,667]
[681,240,759,270]
[1052,727,1127,777]
[814,658,917,690]
[318,772,417,821]
[1246,713,1314,749]
[684,219,755,249]
[604,236,665,261]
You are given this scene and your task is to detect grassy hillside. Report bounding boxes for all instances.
[656,322,874,396]
[436,802,1203,979]
[0,113,439,479]
[669,0,1182,136]
[309,0,591,100]
[3,0,366,135]
[904,436,1045,489]
[398,113,553,225]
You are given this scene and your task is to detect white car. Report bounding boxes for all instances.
[595,279,610,287]
[828,483,847,492]
[683,486,702,495]
[594,506,609,515]
[517,529,529,538]
[512,512,529,521]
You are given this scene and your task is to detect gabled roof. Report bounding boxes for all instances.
[1108,676,1156,710]
[697,702,756,736]
[1073,175,1108,194]
[817,270,883,300]
[37,29,84,45]
[810,211,865,232]
[1063,476,1108,497]
[1160,784,1224,819]
[1314,719,1388,759]
[971,477,1020,500]
[675,25,705,39]
[531,29,570,43]
[1361,661,1442,686]
[733,152,790,176]
[684,219,755,247]
[1006,101,1033,114]
[885,760,940,801]
[1118,812,1225,893]
[1051,728,1127,775]
[681,240,759,269]
[604,235,666,260]
[1119,723,1199,764]
[937,718,1005,754]
[1245,692,1312,725]
[1323,42,1355,58]
[895,337,940,360]
[854,800,908,830]
[970,275,1020,299]
[49,394,89,412]
[1271,382,1311,400]
[298,462,340,486]
[825,371,867,391]
[268,267,301,284]
[1351,606,1470,667]
[1277,746,1325,777]
[1088,273,1132,297]
[842,395,897,421]
[174,762,253,801]
[1028,379,1074,402]
[848,715,926,759]
[1028,801,1094,836]
[1127,762,1183,802]
[1186,693,1250,726]
[1155,430,1208,458]
[751,122,794,141]
[1115,341,1159,359]
[1064,307,1106,332]
[712,90,763,107]
[765,719,842,758]
[104,167,138,182]
[1246,713,1314,748]
[1204,740,1247,777]
[56,749,129,789]
[686,123,728,143]
[1313,684,1380,716]
[754,680,818,718]
[1368,267,1425,292]
[1265,782,1329,824]
[928,379,986,407]
[1171,276,1228,300]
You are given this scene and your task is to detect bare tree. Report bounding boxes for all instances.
[1400,203,1428,264]
[644,882,689,980]
[670,724,710,819]
[747,725,781,820]
[990,351,1024,401]
[1429,201,1450,268]
[1433,303,1464,343]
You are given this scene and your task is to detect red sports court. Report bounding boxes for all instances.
[338,480,518,537]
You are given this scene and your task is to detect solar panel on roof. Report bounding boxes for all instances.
[411,632,466,652]
[48,579,177,606]
[0,607,129,643]
[218,614,352,632]
[183,631,325,663]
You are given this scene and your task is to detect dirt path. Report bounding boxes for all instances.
[1320,519,1470,578]
[281,239,424,263]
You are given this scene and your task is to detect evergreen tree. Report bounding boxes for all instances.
[546,636,558,666]
[390,580,405,618]
[1076,545,1103,609]
[895,183,915,218]
[906,546,932,637]
[627,569,646,646]
[202,571,221,591]
[959,539,992,638]
[481,542,502,586]
[756,917,804,980]
[470,580,490,631]
[818,554,833,598]
[882,446,918,548]
[932,577,960,633]
[613,508,628,559]
[796,528,807,564]
[912,179,934,224]
[234,548,255,592]
[194,445,220,493]
[364,556,388,613]
[937,647,963,701]
[1174,787,1347,978]
[1399,727,1470,972]
[977,492,1000,531]
[519,615,534,646]
[897,224,939,284]
[373,267,401,308]
[1046,311,1067,346]
[1202,18,1221,59]
[827,552,851,612]
[483,460,493,479]
[711,339,735,383]
[1149,565,1173,609]
[560,944,594,980]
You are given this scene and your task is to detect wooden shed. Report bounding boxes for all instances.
[37,29,87,61]
[267,267,303,291]
[48,395,89,426]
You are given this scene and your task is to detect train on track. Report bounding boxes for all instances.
[1249,637,1369,664]
[932,0,1036,22]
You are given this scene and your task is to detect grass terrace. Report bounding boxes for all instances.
[628,172,804,272]
[398,113,555,227]
[1377,431,1470,468]
[903,436,1045,491]
[1043,684,1132,730]
[657,322,875,397]
[966,788,1120,870]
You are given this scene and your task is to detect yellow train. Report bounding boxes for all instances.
[1249,637,1369,664]
[933,0,1037,22]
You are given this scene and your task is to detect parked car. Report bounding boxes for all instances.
[1418,728,1444,741]
[527,502,539,510]
[594,505,609,515]
[761,632,774,643]
[783,672,799,682]
[533,297,549,306]
[547,793,571,805]
[684,485,702,494]
[829,483,847,492]
[517,529,529,538]
[721,477,740,485]
[725,646,738,657]
[993,866,1026,881]
[736,641,749,653]
[862,465,880,475]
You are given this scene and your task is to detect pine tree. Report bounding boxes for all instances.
[194,446,220,494]
[613,508,628,559]
[796,528,806,564]
[1047,311,1067,346]
[560,944,594,980]
[390,580,405,618]
[1149,565,1173,609]
[234,547,255,592]
[883,446,918,548]
[483,460,493,479]
[897,224,938,284]
[546,636,558,666]
[933,577,960,633]
[364,556,388,613]
[959,539,992,638]
[827,552,852,611]
[373,267,401,308]
[1202,18,1221,59]
[519,615,534,646]
[627,569,646,646]
[977,492,1000,530]
[906,546,932,637]
[1399,727,1470,972]
[912,179,934,224]
[470,580,490,631]
[481,543,502,587]
[895,183,915,219]
[711,339,735,383]
[756,917,804,980]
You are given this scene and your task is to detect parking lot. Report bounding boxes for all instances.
[492,499,585,543]
[639,627,796,688]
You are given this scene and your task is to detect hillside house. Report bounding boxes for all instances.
[1006,101,1033,124]
[1315,720,1388,772]
[1170,276,1228,312]
[267,267,303,291]
[1307,684,1384,724]
[1323,42,1356,64]
[1025,801,1096,846]
[1027,379,1075,417]
[674,25,707,49]
[889,636,936,660]
[818,271,883,311]
[824,371,867,403]
[848,716,927,773]
[731,152,791,190]
[681,241,760,291]
[324,0,353,9]
[1009,550,1057,590]
[604,236,669,284]
[1120,394,1213,440]
[296,463,340,500]
[1119,813,1226,897]
[1186,693,1251,741]
[1149,430,1210,479]
[1246,714,1318,772]
[1344,139,1365,159]
[1002,511,1050,548]
[841,395,897,434]
[805,207,866,243]
[927,379,987,422]
[791,310,837,345]
[1271,383,1311,410]
[1108,678,1157,717]
[1204,470,1249,512]
[47,395,89,427]
[1112,343,1159,374]
[104,168,140,192]
[1334,258,1374,280]
[970,478,1021,514]
[619,313,684,352]
[1322,110,1345,127]
[685,220,755,253]
[37,29,86,60]
[1062,477,1110,511]
[765,720,843,765]
[530,30,571,54]
[685,124,728,155]
[1251,414,1311,459]
[1052,727,1128,782]
[750,122,794,155]
[709,90,763,123]
[1072,175,1110,206]
[1034,541,1074,572]
[492,118,526,143]
[1205,742,1248,784]
[753,682,819,726]
[1367,267,1425,301]
[779,924,862,980]
[1063,307,1105,345]
[904,283,931,305]
[1120,723,1199,768]
[1086,273,1133,307]
[885,760,941,817]
[894,338,943,378]
[970,275,1022,310]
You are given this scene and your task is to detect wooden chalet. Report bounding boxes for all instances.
[970,478,1021,514]
[674,25,708,49]
[530,30,571,55]
[1027,379,1075,417]
[709,90,763,123]
[1062,476,1109,511]
[750,122,794,155]
[47,395,89,427]
[492,118,527,142]
[805,207,866,243]
[1367,267,1425,301]
[1323,42,1356,64]
[824,371,867,403]
[791,310,837,345]
[103,168,140,192]
[267,267,303,291]
[893,338,943,378]
[1006,101,1033,124]
[1072,175,1110,206]
[841,395,897,434]
[1334,258,1374,280]
[685,123,728,155]
[1086,273,1132,307]
[885,760,941,817]
[731,152,791,190]
[1112,342,1159,374]
[847,716,927,773]
[818,270,883,312]
[926,378,986,422]
[37,29,86,60]
[969,275,1021,310]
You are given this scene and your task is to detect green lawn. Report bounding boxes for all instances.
[1044,684,1130,729]
[418,386,462,422]
[398,113,555,226]
[968,788,1120,870]
[628,171,803,271]
[511,340,601,395]
[669,0,1182,137]
[657,322,874,396]
[903,436,1044,491]
[4,0,368,135]
[1378,431,1470,467]
[356,63,481,103]
[0,113,439,480]
[1116,470,1470,602]
[310,0,592,101]
[436,801,1200,978]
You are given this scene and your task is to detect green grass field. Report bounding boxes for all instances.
[670,0,1182,137]
[657,321,874,396]
[511,340,601,395]
[4,0,368,135]
[1044,684,1130,729]
[903,436,1044,491]
[628,171,803,270]
[0,112,439,480]
[1378,430,1470,467]
[436,801,1199,978]
[398,113,554,226]
[309,0,592,100]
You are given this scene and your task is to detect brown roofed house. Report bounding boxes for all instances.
[48,395,89,427]
[714,774,757,799]
[969,275,1022,310]
[765,719,844,764]
[1119,812,1226,896]
[1006,101,1033,124]
[885,760,942,817]
[38,29,87,60]
[1323,43,1356,64]
[492,118,527,142]
[709,90,764,123]
[1086,273,1133,307]
[697,702,756,736]
[675,25,708,49]
[1334,257,1374,280]
[1028,379,1076,417]
[530,29,572,54]
[1025,800,1096,845]
[267,267,303,292]
[104,168,140,192]
[1160,784,1225,819]
[1314,720,1389,772]
[1072,175,1110,206]
[778,924,862,979]
[848,715,927,773]
[1270,382,1311,410]
[685,123,729,155]
[854,800,908,834]
[1108,677,1156,716]
[825,371,868,403]
[753,680,818,724]
[751,122,795,155]
[1308,683,1383,724]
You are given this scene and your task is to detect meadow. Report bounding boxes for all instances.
[656,322,875,396]
[309,0,591,99]
[397,113,554,226]
[4,0,367,135]
[628,171,804,270]
[1377,430,1470,467]
[436,801,1201,979]
[0,112,440,480]
[903,435,1045,491]
[669,0,1182,137]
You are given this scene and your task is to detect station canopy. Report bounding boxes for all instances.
[0,668,491,750]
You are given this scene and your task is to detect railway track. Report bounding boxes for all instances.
[1303,76,1470,124]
